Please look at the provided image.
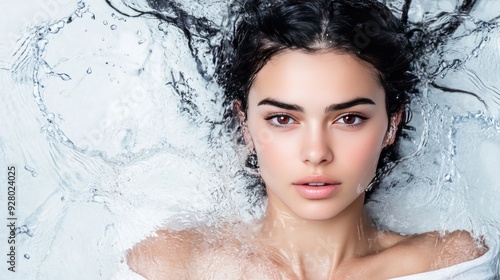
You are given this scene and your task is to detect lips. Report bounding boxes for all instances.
[292,175,341,200]
[292,175,340,186]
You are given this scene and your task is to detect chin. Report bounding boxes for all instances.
[290,194,365,221]
[290,202,348,221]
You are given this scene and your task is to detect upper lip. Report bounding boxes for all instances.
[292,175,341,185]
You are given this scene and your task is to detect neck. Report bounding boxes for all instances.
[257,194,378,277]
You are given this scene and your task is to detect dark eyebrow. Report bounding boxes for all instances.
[325,97,376,113]
[257,97,376,113]
[257,98,304,112]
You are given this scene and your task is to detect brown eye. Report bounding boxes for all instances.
[337,114,367,126]
[342,115,356,125]
[277,116,291,125]
[267,114,296,127]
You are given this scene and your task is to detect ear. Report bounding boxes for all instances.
[384,109,403,148]
[233,100,254,150]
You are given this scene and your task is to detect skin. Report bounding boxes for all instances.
[245,50,390,220]
[127,51,486,279]
[242,50,393,277]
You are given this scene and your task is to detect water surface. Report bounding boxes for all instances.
[0,0,499,278]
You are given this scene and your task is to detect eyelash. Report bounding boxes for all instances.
[337,113,368,127]
[265,113,296,128]
[264,113,368,128]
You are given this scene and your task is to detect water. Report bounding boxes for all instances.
[0,0,499,278]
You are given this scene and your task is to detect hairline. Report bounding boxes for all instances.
[244,45,387,113]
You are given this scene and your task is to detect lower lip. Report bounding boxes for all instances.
[293,184,340,200]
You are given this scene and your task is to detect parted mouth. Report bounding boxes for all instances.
[292,175,341,186]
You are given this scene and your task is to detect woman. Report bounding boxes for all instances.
[127,0,495,279]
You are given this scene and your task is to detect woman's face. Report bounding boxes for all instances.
[244,50,392,221]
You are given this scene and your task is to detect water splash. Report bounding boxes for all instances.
[1,0,499,278]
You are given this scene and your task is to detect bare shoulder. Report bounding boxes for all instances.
[368,230,487,278]
[126,228,205,279]
[126,226,246,279]
[416,230,488,269]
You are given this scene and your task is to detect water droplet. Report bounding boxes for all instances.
[103,20,108,25]
[61,196,65,202]
[110,25,117,30]
[24,254,30,259]
[444,174,452,182]
[49,20,64,33]
[111,13,126,21]
[138,39,146,45]
[158,22,169,33]
[137,30,142,36]
[86,67,92,74]
[24,165,38,177]
[16,225,34,237]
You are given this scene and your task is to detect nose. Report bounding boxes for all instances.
[300,125,333,166]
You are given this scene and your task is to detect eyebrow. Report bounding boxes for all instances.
[257,97,376,113]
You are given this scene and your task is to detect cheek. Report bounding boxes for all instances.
[337,128,385,177]
[257,135,292,164]
[254,126,275,148]
[248,125,294,178]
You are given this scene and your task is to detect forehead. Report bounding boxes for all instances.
[249,50,384,103]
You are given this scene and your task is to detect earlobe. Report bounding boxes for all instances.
[242,123,255,151]
[383,110,403,148]
[233,100,255,150]
[233,100,246,123]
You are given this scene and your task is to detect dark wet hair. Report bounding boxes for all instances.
[218,0,417,195]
